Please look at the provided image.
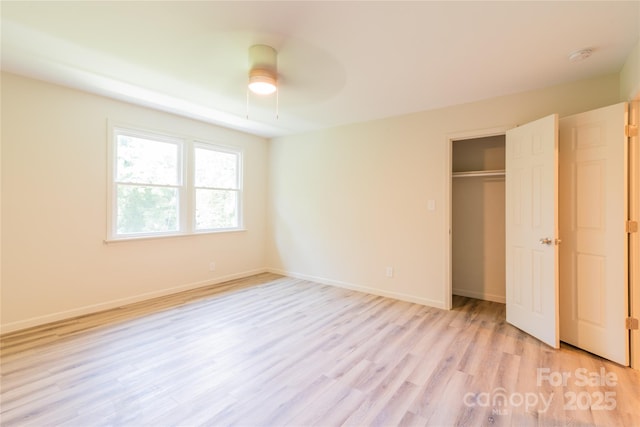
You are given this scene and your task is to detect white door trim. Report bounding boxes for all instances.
[629,100,639,370]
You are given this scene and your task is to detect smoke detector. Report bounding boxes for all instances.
[568,48,593,62]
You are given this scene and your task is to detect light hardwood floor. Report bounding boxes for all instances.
[1,273,639,426]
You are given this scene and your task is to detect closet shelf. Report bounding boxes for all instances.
[452,169,505,178]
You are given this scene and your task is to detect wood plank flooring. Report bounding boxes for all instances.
[1,273,639,426]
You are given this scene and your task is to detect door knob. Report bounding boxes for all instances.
[539,237,561,245]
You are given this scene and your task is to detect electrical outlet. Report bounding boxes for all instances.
[209,262,216,271]
[386,266,394,277]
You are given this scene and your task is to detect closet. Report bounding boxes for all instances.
[452,135,506,303]
[447,102,635,367]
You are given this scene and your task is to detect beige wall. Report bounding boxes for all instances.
[0,68,629,331]
[1,73,269,332]
[267,74,621,308]
[620,38,640,101]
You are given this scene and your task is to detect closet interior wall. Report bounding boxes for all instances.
[452,135,506,303]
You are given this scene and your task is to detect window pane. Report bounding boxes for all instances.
[195,189,238,229]
[117,184,179,234]
[117,135,179,185]
[195,148,238,188]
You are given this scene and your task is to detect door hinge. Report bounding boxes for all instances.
[625,124,638,138]
[626,317,639,330]
[626,220,638,233]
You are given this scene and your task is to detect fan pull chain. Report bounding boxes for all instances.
[246,87,250,120]
[245,87,279,121]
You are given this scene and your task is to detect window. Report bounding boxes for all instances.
[194,144,241,230]
[114,131,182,236]
[109,127,243,240]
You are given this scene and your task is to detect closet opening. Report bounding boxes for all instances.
[451,134,506,304]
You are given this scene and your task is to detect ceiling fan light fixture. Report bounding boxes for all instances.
[248,44,278,95]
[248,68,277,95]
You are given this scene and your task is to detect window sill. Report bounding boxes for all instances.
[103,228,248,244]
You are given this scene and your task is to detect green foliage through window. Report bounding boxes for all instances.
[111,128,242,238]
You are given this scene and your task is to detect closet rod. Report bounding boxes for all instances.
[452,169,505,178]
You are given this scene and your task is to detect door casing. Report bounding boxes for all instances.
[445,126,509,310]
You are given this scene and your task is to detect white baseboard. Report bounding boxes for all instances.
[452,287,506,304]
[1,268,268,334]
[268,268,447,309]
[2,268,451,334]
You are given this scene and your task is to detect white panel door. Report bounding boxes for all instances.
[506,114,559,348]
[559,102,628,366]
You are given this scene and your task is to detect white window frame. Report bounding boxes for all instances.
[192,141,244,233]
[107,125,244,242]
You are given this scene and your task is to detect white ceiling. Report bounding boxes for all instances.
[2,1,639,138]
